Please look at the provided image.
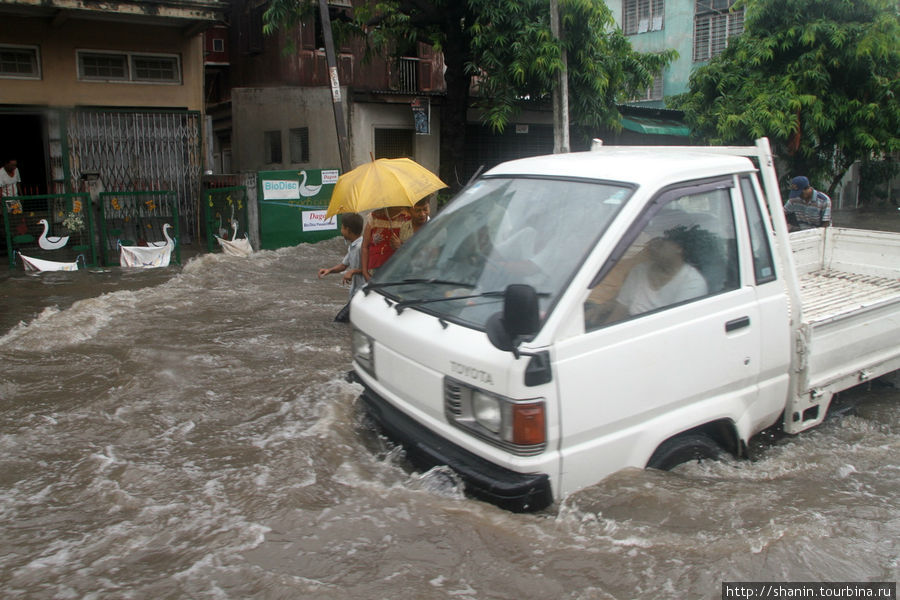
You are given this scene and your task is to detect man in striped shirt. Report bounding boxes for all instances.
[784,175,832,231]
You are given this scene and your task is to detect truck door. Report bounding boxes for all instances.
[554,177,762,497]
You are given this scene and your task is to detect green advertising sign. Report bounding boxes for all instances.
[257,168,341,249]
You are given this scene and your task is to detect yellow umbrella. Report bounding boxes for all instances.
[325,158,447,218]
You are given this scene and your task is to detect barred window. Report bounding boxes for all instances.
[624,0,665,35]
[290,127,310,163]
[264,130,282,164]
[132,55,179,83]
[693,0,744,62]
[374,128,414,159]
[78,51,181,83]
[79,52,128,80]
[0,45,41,79]
[630,72,664,102]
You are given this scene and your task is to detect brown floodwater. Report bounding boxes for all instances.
[0,206,898,599]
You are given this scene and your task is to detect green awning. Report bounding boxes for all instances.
[621,115,691,137]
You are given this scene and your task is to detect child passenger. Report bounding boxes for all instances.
[317,212,364,323]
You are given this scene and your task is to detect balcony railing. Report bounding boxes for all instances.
[394,57,419,93]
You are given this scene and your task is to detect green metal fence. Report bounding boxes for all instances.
[204,185,250,253]
[98,191,180,266]
[2,193,97,269]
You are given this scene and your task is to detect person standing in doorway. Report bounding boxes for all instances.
[784,175,832,231]
[0,159,21,197]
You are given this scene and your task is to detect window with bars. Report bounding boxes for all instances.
[0,45,41,79]
[623,0,665,35]
[79,52,128,80]
[264,130,283,164]
[374,129,414,159]
[290,127,310,163]
[77,51,181,83]
[630,73,664,102]
[693,0,744,62]
[247,4,265,54]
[133,56,180,83]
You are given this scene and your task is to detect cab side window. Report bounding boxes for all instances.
[584,187,739,330]
[740,175,777,284]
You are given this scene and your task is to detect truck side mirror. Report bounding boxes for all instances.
[487,284,540,356]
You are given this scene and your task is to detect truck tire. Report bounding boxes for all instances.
[646,433,723,471]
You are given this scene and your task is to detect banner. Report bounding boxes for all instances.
[302,210,338,232]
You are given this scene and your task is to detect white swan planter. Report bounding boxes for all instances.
[19,252,84,272]
[215,219,253,257]
[119,223,175,268]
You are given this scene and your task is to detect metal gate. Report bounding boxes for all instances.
[66,109,202,240]
[204,185,249,253]
[98,191,181,266]
[2,193,98,268]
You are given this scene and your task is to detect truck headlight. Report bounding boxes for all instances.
[351,327,375,378]
[444,378,546,456]
[472,390,502,433]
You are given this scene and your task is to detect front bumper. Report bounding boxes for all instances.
[359,386,553,512]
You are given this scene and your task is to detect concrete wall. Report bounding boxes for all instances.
[349,100,440,173]
[231,86,348,173]
[0,16,204,110]
[231,88,441,177]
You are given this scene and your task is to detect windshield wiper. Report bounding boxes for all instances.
[393,290,506,314]
[364,278,475,295]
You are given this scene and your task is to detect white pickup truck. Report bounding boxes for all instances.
[350,138,900,512]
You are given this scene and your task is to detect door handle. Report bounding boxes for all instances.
[725,316,751,332]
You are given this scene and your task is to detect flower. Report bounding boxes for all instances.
[72,199,82,214]
[9,201,22,215]
[111,197,122,211]
[145,200,156,212]
[62,211,85,232]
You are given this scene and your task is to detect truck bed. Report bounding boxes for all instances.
[788,228,900,422]
[799,269,900,325]
[792,227,900,324]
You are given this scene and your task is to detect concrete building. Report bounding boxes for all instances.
[0,0,227,233]
[208,0,444,179]
[606,0,745,107]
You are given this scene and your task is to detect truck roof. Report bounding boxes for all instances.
[483,146,757,187]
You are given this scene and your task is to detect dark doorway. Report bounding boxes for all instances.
[0,112,48,194]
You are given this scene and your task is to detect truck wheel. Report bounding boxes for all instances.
[646,433,723,471]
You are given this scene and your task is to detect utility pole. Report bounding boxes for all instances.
[318,0,352,172]
[550,0,569,154]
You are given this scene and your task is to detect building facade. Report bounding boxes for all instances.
[1,0,227,235]
[607,0,745,107]
[208,0,446,179]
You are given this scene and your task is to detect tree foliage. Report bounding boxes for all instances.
[264,0,673,189]
[670,0,900,194]
[465,0,673,132]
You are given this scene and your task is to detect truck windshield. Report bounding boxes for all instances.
[370,176,633,329]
